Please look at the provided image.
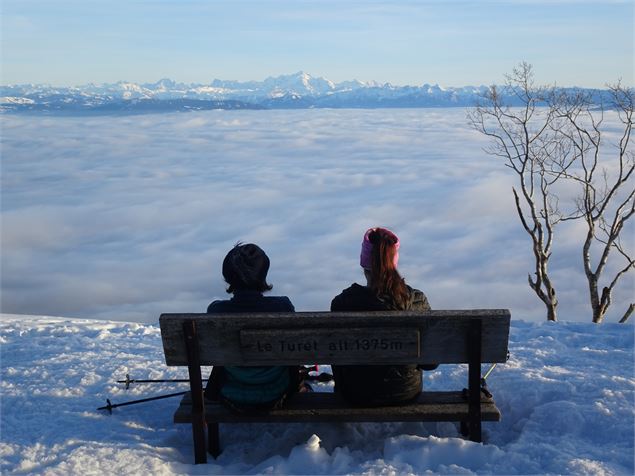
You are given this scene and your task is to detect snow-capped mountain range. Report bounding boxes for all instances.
[0,71,602,114]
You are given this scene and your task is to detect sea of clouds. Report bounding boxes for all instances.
[1,108,632,323]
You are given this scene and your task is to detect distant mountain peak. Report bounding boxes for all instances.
[0,73,607,115]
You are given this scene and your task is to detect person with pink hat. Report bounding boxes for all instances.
[330,227,435,405]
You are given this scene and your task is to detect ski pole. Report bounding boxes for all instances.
[482,363,497,381]
[480,363,501,398]
[97,391,187,414]
[118,374,205,389]
[481,351,510,384]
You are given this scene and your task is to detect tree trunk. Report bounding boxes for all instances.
[589,276,605,323]
[592,309,604,324]
[542,263,558,321]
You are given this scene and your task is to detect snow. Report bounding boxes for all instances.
[0,97,35,104]
[1,314,633,475]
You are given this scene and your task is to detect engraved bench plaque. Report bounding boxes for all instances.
[240,327,420,362]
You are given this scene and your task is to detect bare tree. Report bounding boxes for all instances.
[552,83,634,323]
[470,62,634,323]
[468,63,571,321]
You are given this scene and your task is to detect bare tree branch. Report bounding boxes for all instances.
[619,303,634,323]
[469,63,559,321]
[551,81,635,323]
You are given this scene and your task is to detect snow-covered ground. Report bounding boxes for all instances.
[1,314,633,475]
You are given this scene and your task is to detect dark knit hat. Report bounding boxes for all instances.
[222,243,272,293]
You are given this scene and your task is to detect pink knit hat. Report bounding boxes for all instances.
[360,227,400,270]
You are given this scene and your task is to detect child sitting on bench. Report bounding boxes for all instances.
[204,243,303,412]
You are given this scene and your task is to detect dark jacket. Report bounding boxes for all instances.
[205,290,295,408]
[330,283,431,406]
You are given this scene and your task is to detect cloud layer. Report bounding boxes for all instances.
[1,109,632,323]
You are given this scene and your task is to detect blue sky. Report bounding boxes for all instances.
[1,0,633,88]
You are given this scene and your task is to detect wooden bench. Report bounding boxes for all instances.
[159,309,511,464]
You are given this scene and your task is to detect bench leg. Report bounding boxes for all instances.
[192,416,207,464]
[183,321,208,464]
[461,416,482,442]
[467,320,483,443]
[208,421,220,458]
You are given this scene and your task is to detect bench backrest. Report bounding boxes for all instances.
[159,309,510,366]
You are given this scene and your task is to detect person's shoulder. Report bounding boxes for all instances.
[344,283,367,295]
[207,299,230,313]
[208,293,294,313]
[262,295,295,312]
[406,286,431,311]
[331,283,372,311]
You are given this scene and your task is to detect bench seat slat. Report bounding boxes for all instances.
[174,391,501,424]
